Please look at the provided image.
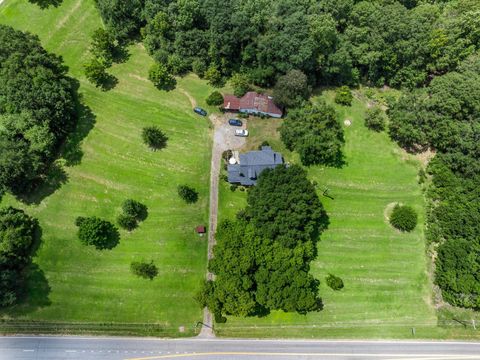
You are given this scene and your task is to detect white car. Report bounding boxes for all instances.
[235,129,249,137]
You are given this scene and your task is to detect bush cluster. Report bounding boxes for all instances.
[130,260,158,280]
[148,63,176,91]
[117,199,148,231]
[364,107,386,132]
[334,86,353,106]
[84,28,118,90]
[326,274,344,291]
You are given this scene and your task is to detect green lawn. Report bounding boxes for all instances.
[0,0,213,336]
[215,92,478,339]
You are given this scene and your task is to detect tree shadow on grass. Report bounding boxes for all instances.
[112,45,131,64]
[28,0,63,8]
[16,161,68,205]
[62,99,96,166]
[100,73,119,92]
[0,264,52,316]
[0,224,51,316]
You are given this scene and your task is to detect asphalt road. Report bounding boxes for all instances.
[1,336,480,360]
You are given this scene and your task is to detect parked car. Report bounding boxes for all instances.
[235,129,249,137]
[228,118,243,126]
[193,107,207,116]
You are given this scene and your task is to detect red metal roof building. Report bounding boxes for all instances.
[195,226,206,234]
[223,92,283,118]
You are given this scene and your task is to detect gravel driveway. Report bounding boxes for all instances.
[200,113,246,337]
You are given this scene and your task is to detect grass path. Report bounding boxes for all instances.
[0,0,213,336]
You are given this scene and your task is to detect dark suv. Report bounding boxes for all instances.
[228,118,243,126]
[193,107,207,116]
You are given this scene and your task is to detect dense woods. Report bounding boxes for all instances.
[198,165,328,319]
[0,25,76,195]
[389,54,480,310]
[95,0,480,89]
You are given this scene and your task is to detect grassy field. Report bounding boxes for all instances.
[0,0,213,336]
[215,92,479,339]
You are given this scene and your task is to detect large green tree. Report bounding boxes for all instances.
[273,69,310,109]
[280,101,344,167]
[0,25,76,194]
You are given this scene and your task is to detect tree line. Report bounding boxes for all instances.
[94,0,480,89]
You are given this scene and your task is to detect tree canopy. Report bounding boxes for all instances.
[0,207,39,307]
[280,101,344,167]
[75,216,120,250]
[273,70,310,109]
[95,0,480,88]
[142,126,168,150]
[0,25,76,195]
[177,185,199,204]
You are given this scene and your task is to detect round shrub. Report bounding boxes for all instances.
[142,126,168,150]
[177,185,198,204]
[122,199,148,221]
[334,86,353,106]
[390,204,417,232]
[326,274,344,290]
[130,260,158,280]
[76,216,120,250]
[206,91,224,106]
[117,213,137,231]
[365,107,386,132]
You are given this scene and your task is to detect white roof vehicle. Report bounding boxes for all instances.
[235,129,249,137]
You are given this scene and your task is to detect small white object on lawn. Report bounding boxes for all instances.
[344,119,352,127]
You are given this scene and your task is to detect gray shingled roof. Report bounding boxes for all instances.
[228,146,283,186]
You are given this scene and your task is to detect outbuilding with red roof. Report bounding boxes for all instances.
[223,92,283,118]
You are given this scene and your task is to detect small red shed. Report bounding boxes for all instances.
[196,226,206,235]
